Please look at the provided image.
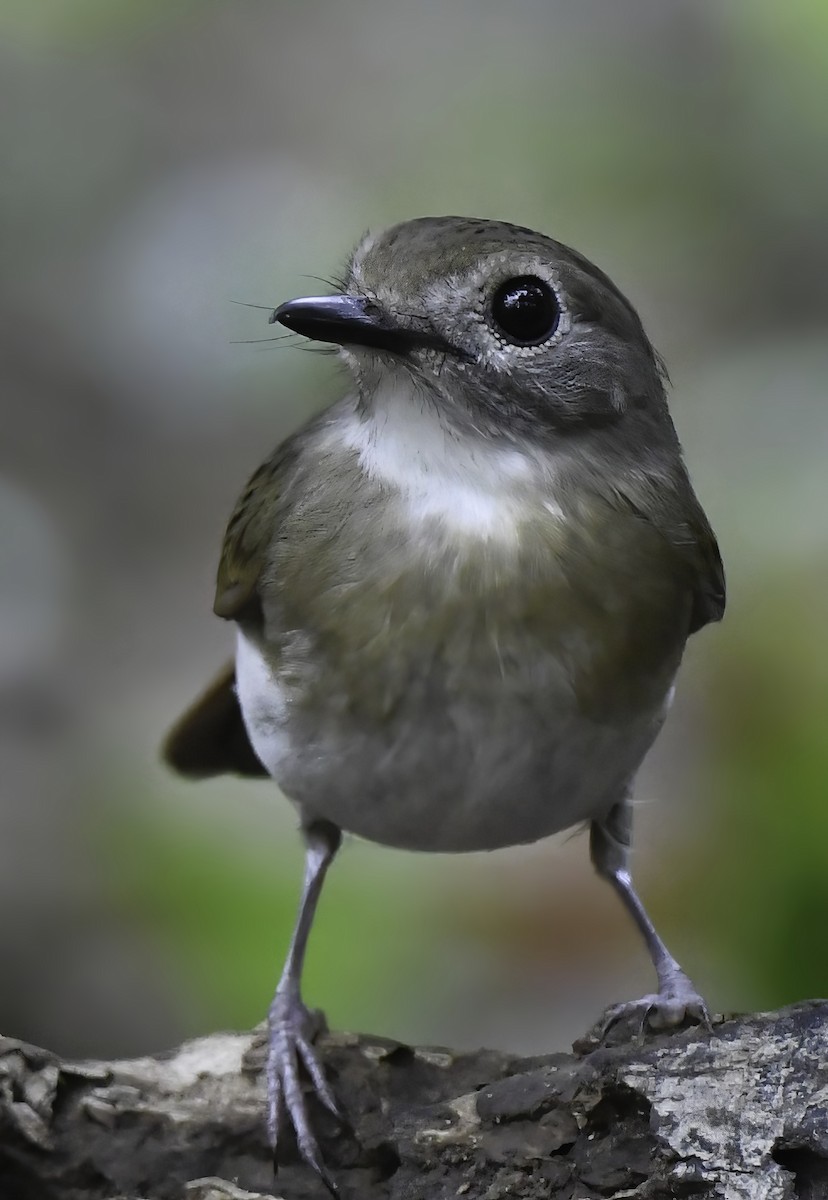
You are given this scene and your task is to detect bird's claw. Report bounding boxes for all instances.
[267,991,343,1196]
[599,974,712,1042]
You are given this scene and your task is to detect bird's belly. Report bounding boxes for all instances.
[235,630,669,853]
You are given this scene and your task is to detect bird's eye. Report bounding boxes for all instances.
[490,276,560,346]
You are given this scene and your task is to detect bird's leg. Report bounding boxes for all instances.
[268,818,343,1196]
[590,798,710,1034]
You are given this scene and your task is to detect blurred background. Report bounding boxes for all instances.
[2,0,827,1062]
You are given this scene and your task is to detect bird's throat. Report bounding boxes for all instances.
[332,372,563,546]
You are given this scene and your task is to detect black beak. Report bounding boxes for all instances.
[270,294,454,356]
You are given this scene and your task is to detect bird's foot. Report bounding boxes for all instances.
[598,970,712,1042]
[267,989,344,1197]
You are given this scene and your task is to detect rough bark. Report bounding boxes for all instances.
[2,1002,827,1200]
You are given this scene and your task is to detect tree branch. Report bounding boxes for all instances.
[2,1003,826,1199]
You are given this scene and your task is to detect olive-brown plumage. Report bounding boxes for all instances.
[164,216,724,1194]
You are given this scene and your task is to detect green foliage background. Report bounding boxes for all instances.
[1,0,826,1058]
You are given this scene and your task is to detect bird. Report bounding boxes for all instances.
[163,215,725,1195]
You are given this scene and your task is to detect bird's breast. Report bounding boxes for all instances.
[261,465,687,729]
[233,407,691,850]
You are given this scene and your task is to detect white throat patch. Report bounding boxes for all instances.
[334,368,561,542]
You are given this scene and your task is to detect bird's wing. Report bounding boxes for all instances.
[616,474,725,635]
[162,660,268,779]
[684,510,726,634]
[164,434,308,780]
[213,437,303,622]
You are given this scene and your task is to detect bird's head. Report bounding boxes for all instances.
[273,215,671,444]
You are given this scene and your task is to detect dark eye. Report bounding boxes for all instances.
[490,276,560,346]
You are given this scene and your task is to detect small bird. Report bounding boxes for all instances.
[164,216,725,1193]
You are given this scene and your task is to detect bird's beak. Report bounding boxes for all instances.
[271,295,452,356]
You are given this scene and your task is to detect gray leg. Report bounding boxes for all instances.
[590,799,709,1032]
[268,818,343,1196]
